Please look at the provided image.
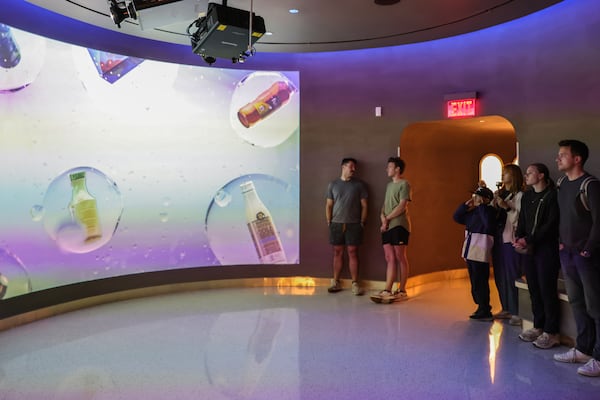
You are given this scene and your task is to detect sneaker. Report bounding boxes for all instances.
[327,279,342,293]
[394,290,408,301]
[578,358,600,377]
[509,315,522,326]
[351,281,361,296]
[379,290,396,304]
[493,310,511,320]
[469,311,493,321]
[554,348,593,363]
[533,332,560,349]
[519,328,542,342]
[393,289,408,301]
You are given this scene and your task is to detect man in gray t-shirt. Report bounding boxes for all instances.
[325,158,368,295]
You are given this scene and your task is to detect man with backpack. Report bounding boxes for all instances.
[553,139,600,377]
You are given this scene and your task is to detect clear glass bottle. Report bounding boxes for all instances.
[69,171,102,242]
[240,181,287,264]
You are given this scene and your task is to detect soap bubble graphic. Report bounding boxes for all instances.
[229,72,299,148]
[0,24,46,93]
[205,174,299,266]
[0,248,32,299]
[42,166,123,254]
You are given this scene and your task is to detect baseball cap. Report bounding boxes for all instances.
[473,186,494,200]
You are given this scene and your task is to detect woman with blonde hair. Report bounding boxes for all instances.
[492,164,525,326]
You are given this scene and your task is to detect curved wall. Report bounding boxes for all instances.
[1,0,600,318]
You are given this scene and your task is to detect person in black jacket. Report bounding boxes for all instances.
[514,163,561,349]
[453,186,497,321]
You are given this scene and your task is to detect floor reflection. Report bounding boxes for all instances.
[1,279,599,399]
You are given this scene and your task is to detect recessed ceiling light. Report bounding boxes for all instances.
[265,31,273,36]
[289,9,299,14]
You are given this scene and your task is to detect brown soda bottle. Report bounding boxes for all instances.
[237,80,297,128]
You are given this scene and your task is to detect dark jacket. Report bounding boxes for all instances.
[453,203,497,236]
[454,203,497,262]
[516,186,559,247]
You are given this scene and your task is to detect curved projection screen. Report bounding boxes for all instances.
[0,24,300,300]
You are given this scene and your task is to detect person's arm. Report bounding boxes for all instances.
[360,198,368,226]
[326,198,334,225]
[383,199,408,222]
[453,202,470,225]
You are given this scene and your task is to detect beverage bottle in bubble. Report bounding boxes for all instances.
[240,181,287,264]
[0,24,21,69]
[69,171,102,242]
[237,80,297,128]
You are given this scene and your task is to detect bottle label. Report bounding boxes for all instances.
[247,213,286,263]
[72,199,102,242]
[252,95,281,118]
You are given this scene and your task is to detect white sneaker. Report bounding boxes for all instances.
[351,281,361,296]
[393,290,408,301]
[554,347,593,363]
[578,358,600,377]
[532,332,560,349]
[519,328,542,342]
[327,279,342,293]
[379,290,396,304]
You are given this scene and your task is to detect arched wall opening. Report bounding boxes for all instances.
[399,115,516,276]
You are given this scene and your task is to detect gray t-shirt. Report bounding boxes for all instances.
[326,178,368,223]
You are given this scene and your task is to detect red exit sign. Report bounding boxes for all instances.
[447,98,476,118]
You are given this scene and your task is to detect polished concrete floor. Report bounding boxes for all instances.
[1,278,599,399]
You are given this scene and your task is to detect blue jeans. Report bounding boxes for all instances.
[522,243,560,334]
[560,248,600,359]
[493,242,522,316]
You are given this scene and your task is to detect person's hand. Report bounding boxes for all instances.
[580,250,591,258]
[380,219,389,232]
[513,238,527,250]
[496,197,506,208]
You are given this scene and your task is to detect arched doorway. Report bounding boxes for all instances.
[399,115,516,276]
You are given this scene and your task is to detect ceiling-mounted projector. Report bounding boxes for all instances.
[188,2,266,65]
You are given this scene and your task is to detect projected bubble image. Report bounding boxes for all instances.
[41,167,123,254]
[0,24,46,93]
[0,24,299,296]
[206,174,299,266]
[230,72,299,148]
[0,248,32,299]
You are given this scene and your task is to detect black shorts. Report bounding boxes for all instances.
[329,222,363,246]
[382,225,410,246]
